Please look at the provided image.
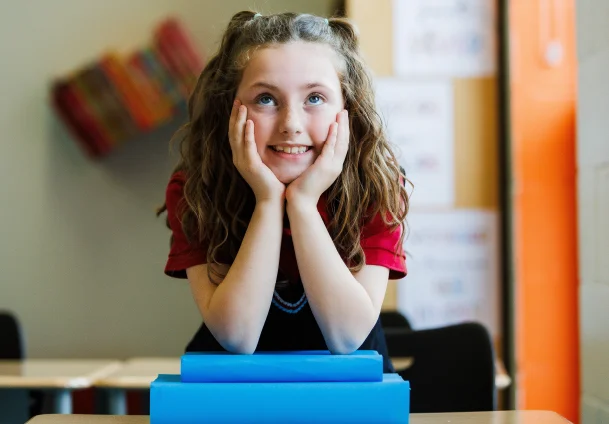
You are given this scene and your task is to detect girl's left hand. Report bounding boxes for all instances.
[286,110,349,207]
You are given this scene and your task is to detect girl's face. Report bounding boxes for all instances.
[235,41,345,184]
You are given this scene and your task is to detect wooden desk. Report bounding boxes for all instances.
[25,411,573,423]
[95,358,180,415]
[0,359,121,415]
[390,357,513,390]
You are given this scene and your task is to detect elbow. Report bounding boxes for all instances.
[328,344,359,355]
[325,316,378,355]
[326,335,366,355]
[203,311,262,355]
[211,323,260,355]
[221,338,258,355]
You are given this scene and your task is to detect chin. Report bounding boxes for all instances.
[277,174,299,185]
[274,170,304,185]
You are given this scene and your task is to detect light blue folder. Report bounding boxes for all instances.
[180,350,383,382]
[151,373,410,424]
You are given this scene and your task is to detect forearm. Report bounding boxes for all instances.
[287,201,378,354]
[206,200,283,353]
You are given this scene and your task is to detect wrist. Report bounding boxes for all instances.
[255,197,285,212]
[286,195,319,217]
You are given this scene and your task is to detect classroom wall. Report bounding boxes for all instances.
[576,0,609,421]
[0,0,336,359]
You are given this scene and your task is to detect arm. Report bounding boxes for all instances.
[284,110,389,354]
[287,200,389,354]
[187,199,283,354]
[186,100,286,354]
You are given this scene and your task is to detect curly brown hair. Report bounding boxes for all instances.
[157,11,410,283]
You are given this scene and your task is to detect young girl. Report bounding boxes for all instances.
[158,11,409,373]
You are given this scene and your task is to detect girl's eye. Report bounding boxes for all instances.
[307,94,324,105]
[257,95,276,106]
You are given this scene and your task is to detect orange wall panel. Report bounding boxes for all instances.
[509,1,579,421]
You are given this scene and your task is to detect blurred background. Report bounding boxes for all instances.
[0,0,605,423]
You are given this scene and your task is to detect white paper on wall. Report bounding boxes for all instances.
[393,0,497,77]
[397,210,501,338]
[374,78,454,209]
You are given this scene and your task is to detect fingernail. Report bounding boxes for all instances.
[234,100,241,107]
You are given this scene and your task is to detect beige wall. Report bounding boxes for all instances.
[577,0,609,421]
[0,0,336,359]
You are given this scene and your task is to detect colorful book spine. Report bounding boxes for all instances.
[150,373,410,424]
[89,64,139,144]
[99,53,156,132]
[73,66,123,146]
[52,80,102,157]
[67,70,115,155]
[140,46,186,109]
[180,350,384,383]
[153,17,204,97]
[130,50,176,117]
[126,53,173,126]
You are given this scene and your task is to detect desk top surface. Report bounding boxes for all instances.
[95,358,181,389]
[0,359,122,388]
[94,356,512,390]
[26,411,572,424]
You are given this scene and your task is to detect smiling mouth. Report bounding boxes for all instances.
[270,146,312,154]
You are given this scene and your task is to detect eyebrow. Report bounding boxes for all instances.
[249,81,332,91]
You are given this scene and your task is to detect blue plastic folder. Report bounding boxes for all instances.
[180,350,383,383]
[150,373,410,424]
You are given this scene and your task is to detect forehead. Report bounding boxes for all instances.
[240,41,342,90]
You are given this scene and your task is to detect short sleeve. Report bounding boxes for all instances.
[360,213,407,280]
[164,172,208,278]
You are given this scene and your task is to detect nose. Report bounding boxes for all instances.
[279,105,303,137]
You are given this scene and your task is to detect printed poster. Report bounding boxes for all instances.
[393,0,497,77]
[396,210,501,337]
[374,78,454,209]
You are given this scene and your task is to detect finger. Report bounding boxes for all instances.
[336,110,350,158]
[231,105,247,150]
[322,122,338,158]
[229,99,240,126]
[228,100,241,142]
[244,119,258,158]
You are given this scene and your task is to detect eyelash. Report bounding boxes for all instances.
[255,93,326,106]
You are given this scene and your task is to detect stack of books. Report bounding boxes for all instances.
[51,18,203,159]
[151,350,410,423]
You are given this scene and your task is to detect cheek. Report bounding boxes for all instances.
[247,113,274,149]
[308,112,338,147]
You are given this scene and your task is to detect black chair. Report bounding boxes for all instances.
[380,311,413,331]
[385,322,496,413]
[0,310,45,418]
[0,311,24,359]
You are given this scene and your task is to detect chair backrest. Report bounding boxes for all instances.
[380,311,413,331]
[0,310,24,359]
[385,322,496,413]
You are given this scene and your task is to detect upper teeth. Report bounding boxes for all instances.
[272,146,308,154]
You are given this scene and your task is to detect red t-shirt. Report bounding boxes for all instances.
[164,171,407,280]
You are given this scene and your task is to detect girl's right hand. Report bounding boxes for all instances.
[229,100,285,203]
